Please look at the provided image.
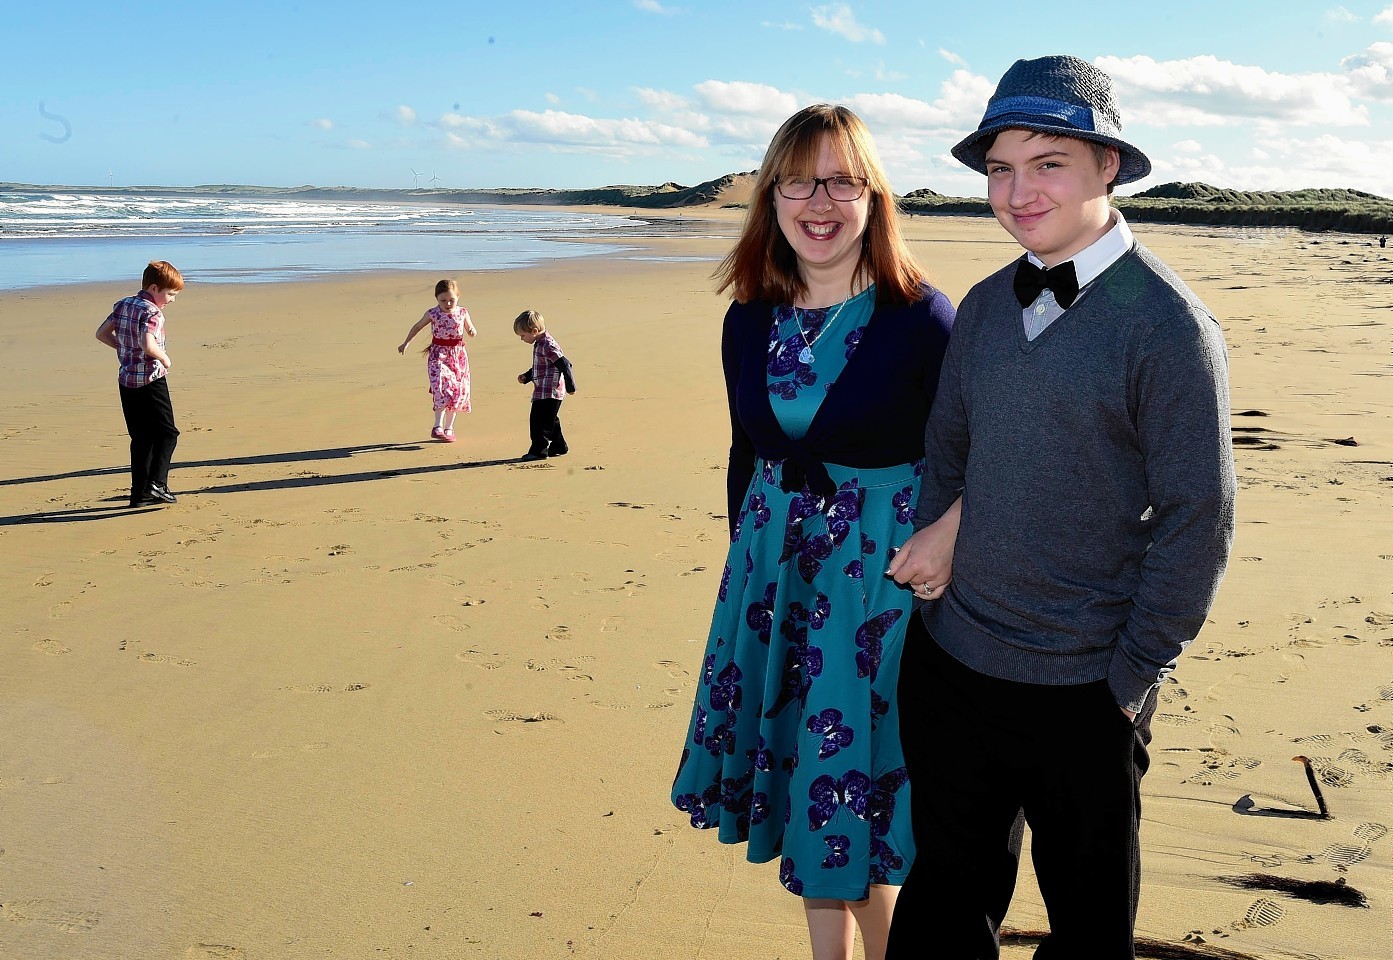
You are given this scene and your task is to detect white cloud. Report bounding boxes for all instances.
[875,62,908,83]
[1324,5,1359,22]
[1342,42,1393,100]
[393,106,417,125]
[811,4,885,44]
[939,48,966,67]
[348,139,372,150]
[1376,4,1393,25]
[693,80,800,117]
[1146,132,1393,197]
[762,20,804,31]
[1172,139,1204,153]
[309,118,334,130]
[545,92,561,105]
[1099,55,1369,128]
[438,109,707,153]
[634,0,676,12]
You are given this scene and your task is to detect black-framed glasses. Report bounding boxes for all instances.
[776,175,869,202]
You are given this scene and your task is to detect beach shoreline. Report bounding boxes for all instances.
[3,212,1390,960]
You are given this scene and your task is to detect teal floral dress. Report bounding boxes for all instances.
[672,286,926,901]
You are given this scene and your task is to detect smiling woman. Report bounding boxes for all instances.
[669,103,957,960]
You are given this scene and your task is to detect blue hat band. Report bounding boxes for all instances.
[981,95,1097,133]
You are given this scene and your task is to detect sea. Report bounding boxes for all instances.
[0,190,708,291]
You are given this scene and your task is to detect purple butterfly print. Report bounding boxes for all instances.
[748,735,775,773]
[719,769,754,812]
[780,858,805,896]
[701,653,717,686]
[744,492,771,532]
[765,611,825,718]
[710,661,743,712]
[717,562,732,602]
[823,482,864,544]
[691,704,708,748]
[870,834,905,880]
[821,834,851,870]
[866,766,911,840]
[855,609,903,682]
[703,715,737,757]
[807,708,855,761]
[860,532,877,556]
[745,581,778,644]
[807,770,873,831]
[842,325,864,359]
[870,690,890,730]
[674,782,723,828]
[749,791,770,827]
[778,493,824,563]
[787,592,831,632]
[892,485,916,525]
[843,559,864,579]
[794,534,835,583]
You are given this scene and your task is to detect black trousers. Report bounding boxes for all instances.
[527,398,566,455]
[118,377,179,496]
[887,613,1157,960]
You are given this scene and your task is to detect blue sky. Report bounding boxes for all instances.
[6,1,1393,198]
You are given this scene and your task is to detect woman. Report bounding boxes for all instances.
[670,104,955,960]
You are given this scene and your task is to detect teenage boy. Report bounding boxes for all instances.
[95,260,184,508]
[885,56,1236,958]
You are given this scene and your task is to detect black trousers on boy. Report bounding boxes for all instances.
[527,398,567,456]
[118,377,179,497]
[887,612,1157,960]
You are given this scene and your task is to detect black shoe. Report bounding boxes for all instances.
[145,483,177,504]
[520,451,548,462]
[548,445,569,457]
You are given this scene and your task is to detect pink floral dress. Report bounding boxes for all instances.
[426,306,471,412]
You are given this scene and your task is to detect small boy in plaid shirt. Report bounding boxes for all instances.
[94,260,184,508]
[514,309,576,461]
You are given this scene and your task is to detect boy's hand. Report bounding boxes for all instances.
[398,343,407,354]
[517,373,528,384]
[159,355,174,371]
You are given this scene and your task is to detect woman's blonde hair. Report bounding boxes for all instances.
[714,104,925,306]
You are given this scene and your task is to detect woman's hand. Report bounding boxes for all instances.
[885,497,962,601]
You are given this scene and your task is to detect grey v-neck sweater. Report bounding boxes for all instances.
[915,242,1236,712]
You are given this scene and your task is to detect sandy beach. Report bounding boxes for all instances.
[2,209,1391,960]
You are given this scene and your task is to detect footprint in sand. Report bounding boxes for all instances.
[1353,822,1388,842]
[186,945,246,959]
[138,652,196,667]
[485,710,562,724]
[654,660,691,680]
[600,616,626,633]
[32,638,70,656]
[281,683,369,693]
[456,649,507,670]
[545,626,572,641]
[0,899,101,932]
[433,614,470,632]
[1235,898,1284,930]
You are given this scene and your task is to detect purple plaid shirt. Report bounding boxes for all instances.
[530,332,566,401]
[108,291,167,388]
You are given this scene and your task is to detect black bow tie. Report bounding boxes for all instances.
[1013,258,1079,309]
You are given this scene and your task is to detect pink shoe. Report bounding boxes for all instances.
[443,429,456,443]
[431,426,445,440]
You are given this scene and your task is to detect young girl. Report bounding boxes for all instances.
[398,279,477,441]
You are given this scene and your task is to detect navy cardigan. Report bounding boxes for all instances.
[721,286,955,535]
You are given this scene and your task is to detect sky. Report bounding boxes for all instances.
[6,1,1393,199]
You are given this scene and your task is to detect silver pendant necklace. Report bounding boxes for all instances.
[794,292,852,364]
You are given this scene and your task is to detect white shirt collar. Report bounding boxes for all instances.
[1025,208,1133,288]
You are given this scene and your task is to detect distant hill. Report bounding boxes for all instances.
[900,181,1393,233]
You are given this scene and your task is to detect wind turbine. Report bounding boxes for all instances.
[430,171,441,189]
[410,168,420,188]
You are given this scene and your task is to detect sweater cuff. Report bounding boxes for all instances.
[1107,656,1157,715]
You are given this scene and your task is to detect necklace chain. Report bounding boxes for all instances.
[793,292,852,364]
